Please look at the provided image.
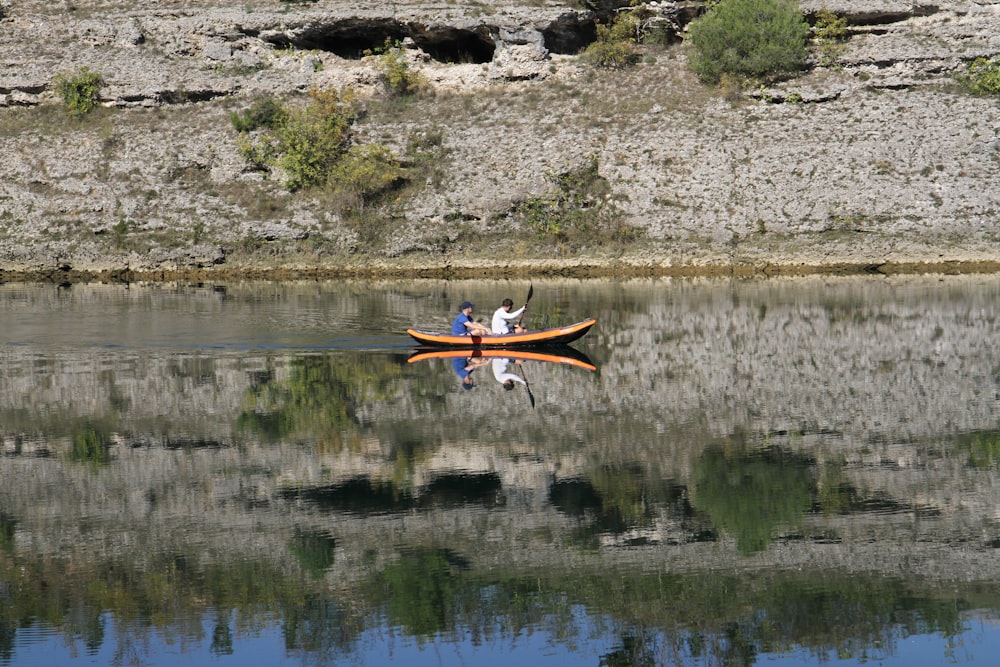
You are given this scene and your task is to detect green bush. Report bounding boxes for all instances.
[371,39,425,97]
[233,88,356,191]
[53,66,104,117]
[813,8,848,42]
[957,57,1000,96]
[514,154,632,242]
[583,12,641,69]
[687,0,811,84]
[327,143,404,212]
[273,91,356,191]
[813,8,848,67]
[232,87,408,208]
[230,96,286,133]
[70,423,111,467]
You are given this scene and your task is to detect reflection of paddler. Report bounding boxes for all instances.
[491,357,526,390]
[452,356,490,390]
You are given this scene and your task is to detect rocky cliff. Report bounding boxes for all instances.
[0,0,999,279]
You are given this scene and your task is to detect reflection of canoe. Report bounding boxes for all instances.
[406,318,596,348]
[408,345,597,372]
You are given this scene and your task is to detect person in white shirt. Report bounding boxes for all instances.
[491,298,526,334]
[492,357,526,390]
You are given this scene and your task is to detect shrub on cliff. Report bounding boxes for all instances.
[327,144,404,213]
[272,88,357,191]
[686,0,811,84]
[583,6,675,69]
[53,66,104,117]
[957,57,1000,96]
[813,8,849,67]
[369,39,426,97]
[514,154,637,245]
[229,96,286,133]
[583,11,641,69]
[232,88,404,205]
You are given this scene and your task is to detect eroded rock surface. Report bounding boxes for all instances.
[0,0,998,278]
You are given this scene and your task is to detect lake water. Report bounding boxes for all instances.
[2,275,1000,666]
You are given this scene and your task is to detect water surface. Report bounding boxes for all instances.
[2,276,1000,666]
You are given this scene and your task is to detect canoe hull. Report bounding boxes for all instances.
[406,318,596,348]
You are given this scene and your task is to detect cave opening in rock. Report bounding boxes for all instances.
[542,15,596,54]
[288,27,408,59]
[266,20,495,64]
[409,27,495,64]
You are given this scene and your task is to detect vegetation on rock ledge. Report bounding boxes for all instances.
[686,0,811,84]
[232,88,403,210]
[957,57,1000,96]
[53,66,104,118]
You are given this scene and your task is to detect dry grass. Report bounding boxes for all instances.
[362,46,723,133]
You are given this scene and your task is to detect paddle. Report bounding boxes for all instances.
[517,284,533,328]
[517,363,535,409]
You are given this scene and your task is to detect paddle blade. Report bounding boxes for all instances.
[518,365,535,409]
[518,283,533,327]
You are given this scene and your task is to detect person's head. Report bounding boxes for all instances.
[462,374,475,390]
[460,300,474,314]
[503,379,515,391]
[501,298,514,310]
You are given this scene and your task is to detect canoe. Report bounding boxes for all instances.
[408,345,597,372]
[406,318,596,348]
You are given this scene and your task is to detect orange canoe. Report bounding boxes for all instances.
[406,318,596,348]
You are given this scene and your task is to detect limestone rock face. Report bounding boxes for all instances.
[0,0,999,277]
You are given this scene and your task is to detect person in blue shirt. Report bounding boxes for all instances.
[451,301,490,336]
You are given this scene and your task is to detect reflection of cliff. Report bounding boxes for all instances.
[280,473,505,514]
[2,449,998,667]
[2,432,999,663]
[3,277,1000,580]
[1,433,998,584]
[8,275,1000,450]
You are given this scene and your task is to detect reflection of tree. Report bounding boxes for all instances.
[82,611,105,655]
[0,514,16,553]
[288,528,336,579]
[371,548,469,637]
[600,630,657,667]
[0,541,983,665]
[281,596,358,658]
[691,445,815,554]
[816,461,859,515]
[957,430,1000,469]
[0,547,319,661]
[69,422,112,467]
[210,610,234,656]
[237,353,405,451]
[0,621,14,664]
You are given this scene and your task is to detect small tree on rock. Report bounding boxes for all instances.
[53,66,104,117]
[686,0,811,84]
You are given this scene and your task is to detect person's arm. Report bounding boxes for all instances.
[497,372,526,385]
[466,318,490,334]
[500,306,525,321]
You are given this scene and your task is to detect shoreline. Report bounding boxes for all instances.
[5,257,1000,284]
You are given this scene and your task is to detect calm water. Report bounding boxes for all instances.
[2,276,1000,666]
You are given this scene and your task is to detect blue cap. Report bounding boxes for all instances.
[460,301,474,310]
